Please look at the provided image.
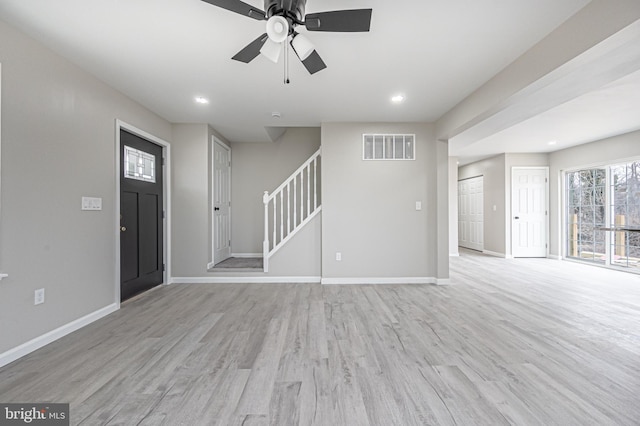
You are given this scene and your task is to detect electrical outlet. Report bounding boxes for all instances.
[34,288,45,305]
[336,252,342,261]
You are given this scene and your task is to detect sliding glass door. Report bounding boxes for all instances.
[610,161,640,268]
[566,160,640,271]
[566,169,606,264]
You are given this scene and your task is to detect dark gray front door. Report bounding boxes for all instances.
[120,130,163,301]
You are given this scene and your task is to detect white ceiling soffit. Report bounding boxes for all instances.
[0,0,590,143]
[450,17,640,164]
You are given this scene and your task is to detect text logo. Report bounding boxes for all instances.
[1,404,69,425]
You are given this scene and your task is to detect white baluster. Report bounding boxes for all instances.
[280,190,284,242]
[300,170,304,219]
[307,164,311,217]
[287,182,291,233]
[293,177,297,228]
[313,157,318,210]
[263,191,269,272]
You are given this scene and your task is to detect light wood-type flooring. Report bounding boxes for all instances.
[1,250,639,425]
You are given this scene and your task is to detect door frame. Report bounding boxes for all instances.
[115,120,171,307]
[511,166,549,258]
[458,175,484,251]
[208,136,232,269]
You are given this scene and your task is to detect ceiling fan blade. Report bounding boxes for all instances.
[300,50,327,75]
[304,9,372,32]
[232,33,268,63]
[200,0,266,20]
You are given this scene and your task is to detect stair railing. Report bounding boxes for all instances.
[263,148,321,272]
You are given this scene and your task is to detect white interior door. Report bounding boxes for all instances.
[512,167,548,258]
[213,139,231,265]
[458,176,484,251]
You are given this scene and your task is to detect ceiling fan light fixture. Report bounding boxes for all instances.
[291,33,314,60]
[260,39,282,63]
[266,16,289,43]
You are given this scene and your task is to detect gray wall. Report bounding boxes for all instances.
[170,123,211,276]
[230,128,321,254]
[548,130,640,257]
[321,122,444,280]
[0,20,172,354]
[268,214,321,277]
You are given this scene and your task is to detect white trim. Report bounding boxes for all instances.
[321,277,436,285]
[436,278,452,285]
[211,136,232,266]
[115,120,171,306]
[231,253,264,258]
[0,303,118,368]
[482,250,511,258]
[449,253,460,257]
[548,254,563,260]
[171,276,321,284]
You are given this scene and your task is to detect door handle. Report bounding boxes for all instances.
[214,207,220,211]
[514,217,519,220]
[121,226,127,232]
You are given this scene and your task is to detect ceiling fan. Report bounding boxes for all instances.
[201,0,372,75]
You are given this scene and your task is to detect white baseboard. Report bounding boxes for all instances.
[0,303,118,368]
[449,253,460,257]
[321,277,436,285]
[435,278,452,285]
[483,250,509,258]
[231,253,264,258]
[548,254,562,260]
[172,276,321,284]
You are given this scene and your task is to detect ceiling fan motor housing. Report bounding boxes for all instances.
[264,0,306,26]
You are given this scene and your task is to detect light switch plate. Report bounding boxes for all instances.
[82,197,102,211]
[415,201,422,211]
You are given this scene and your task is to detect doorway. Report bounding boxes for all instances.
[212,138,231,266]
[119,129,165,301]
[511,167,549,258]
[458,176,484,251]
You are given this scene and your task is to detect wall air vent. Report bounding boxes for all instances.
[363,134,415,160]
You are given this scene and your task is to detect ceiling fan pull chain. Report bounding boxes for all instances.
[284,37,290,84]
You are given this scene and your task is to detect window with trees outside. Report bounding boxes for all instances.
[566,160,640,270]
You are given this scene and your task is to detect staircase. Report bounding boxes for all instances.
[263,148,321,272]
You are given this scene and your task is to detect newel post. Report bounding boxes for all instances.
[263,191,270,273]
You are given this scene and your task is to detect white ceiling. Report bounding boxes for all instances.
[6,0,634,164]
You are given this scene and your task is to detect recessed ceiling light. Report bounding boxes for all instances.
[391,94,405,103]
[271,111,281,119]
[547,140,558,146]
[195,96,209,104]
